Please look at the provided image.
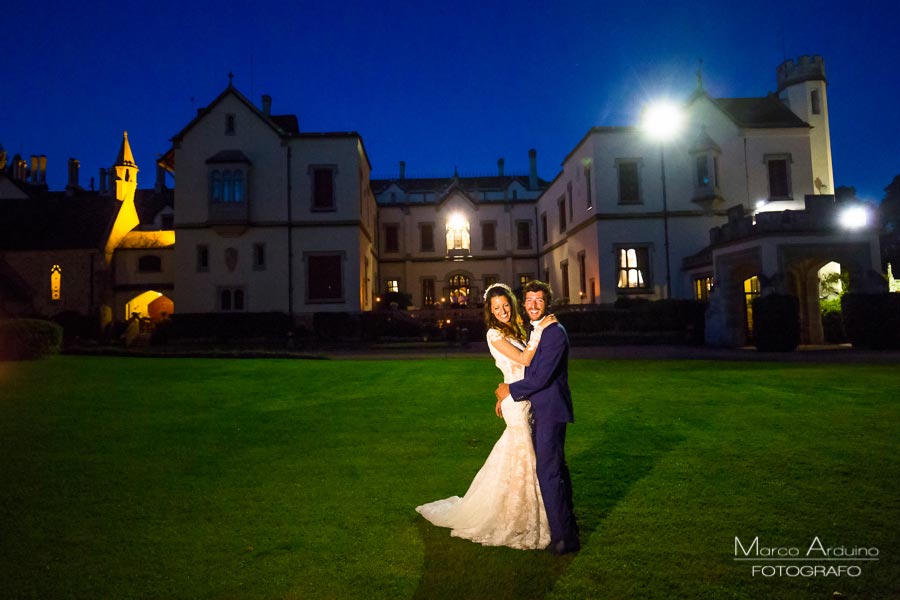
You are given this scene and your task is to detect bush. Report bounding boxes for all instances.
[841,293,900,349]
[165,312,293,342]
[557,299,707,344]
[0,319,63,360]
[52,310,99,343]
[819,297,846,344]
[752,294,799,352]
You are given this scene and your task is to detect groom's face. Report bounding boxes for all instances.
[523,291,547,322]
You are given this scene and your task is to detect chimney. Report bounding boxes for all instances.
[30,155,39,184]
[15,157,27,180]
[38,155,47,184]
[0,148,7,171]
[528,149,538,189]
[155,163,166,192]
[99,168,107,194]
[399,161,406,180]
[67,158,80,189]
[262,94,272,116]
[498,158,505,177]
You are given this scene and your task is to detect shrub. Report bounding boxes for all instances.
[819,297,846,343]
[841,293,900,349]
[557,299,707,344]
[752,294,799,352]
[0,319,63,360]
[165,313,293,342]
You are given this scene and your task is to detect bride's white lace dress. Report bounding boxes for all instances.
[415,328,550,550]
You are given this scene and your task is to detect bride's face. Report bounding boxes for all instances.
[490,295,513,324]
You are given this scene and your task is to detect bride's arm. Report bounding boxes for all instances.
[488,315,557,367]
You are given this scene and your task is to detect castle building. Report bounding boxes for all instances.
[0,56,886,347]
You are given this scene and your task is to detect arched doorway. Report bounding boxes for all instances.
[448,274,471,307]
[125,290,174,322]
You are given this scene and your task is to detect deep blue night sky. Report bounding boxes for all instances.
[2,0,898,201]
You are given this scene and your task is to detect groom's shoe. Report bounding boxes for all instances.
[548,539,580,555]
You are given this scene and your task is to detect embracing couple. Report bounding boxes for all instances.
[416,280,580,555]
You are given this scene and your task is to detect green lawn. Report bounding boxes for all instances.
[1,355,898,599]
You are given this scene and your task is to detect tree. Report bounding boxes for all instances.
[878,174,900,270]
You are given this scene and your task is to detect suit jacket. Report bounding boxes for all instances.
[509,322,573,424]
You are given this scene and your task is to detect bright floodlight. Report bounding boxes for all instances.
[642,101,685,141]
[839,205,869,230]
[448,212,467,230]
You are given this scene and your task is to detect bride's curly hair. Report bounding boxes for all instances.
[483,283,526,342]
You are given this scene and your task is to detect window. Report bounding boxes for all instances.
[744,275,761,338]
[584,164,593,209]
[693,276,714,301]
[446,215,470,254]
[422,279,435,306]
[811,89,821,115]
[765,155,791,199]
[578,251,587,299]
[197,245,209,272]
[696,155,710,187]
[482,222,496,250]
[518,273,532,291]
[50,265,61,301]
[420,223,434,252]
[311,167,335,210]
[387,279,399,293]
[617,247,650,290]
[253,243,266,270]
[558,196,567,233]
[617,160,641,204]
[225,114,235,135]
[540,213,548,246]
[384,224,399,253]
[307,254,343,301]
[449,274,470,306]
[560,260,570,302]
[219,288,245,311]
[567,181,574,222]
[138,255,161,273]
[209,169,244,203]
[516,221,532,249]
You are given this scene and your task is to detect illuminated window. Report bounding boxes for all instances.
[446,214,470,253]
[518,273,532,291]
[50,265,61,301]
[617,247,650,290]
[387,279,399,293]
[693,276,714,300]
[617,160,641,205]
[744,276,761,337]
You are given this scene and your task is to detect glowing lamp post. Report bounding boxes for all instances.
[642,101,684,299]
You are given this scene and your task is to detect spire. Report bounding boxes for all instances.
[115,131,138,169]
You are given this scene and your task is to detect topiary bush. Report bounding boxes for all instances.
[752,294,800,352]
[0,319,64,360]
[841,293,900,349]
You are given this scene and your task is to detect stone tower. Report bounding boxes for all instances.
[777,55,834,195]
[104,131,141,261]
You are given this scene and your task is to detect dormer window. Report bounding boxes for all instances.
[209,169,245,202]
[446,213,470,258]
[225,114,236,135]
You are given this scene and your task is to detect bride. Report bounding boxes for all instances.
[416,283,553,550]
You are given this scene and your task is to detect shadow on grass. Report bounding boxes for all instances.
[571,414,688,544]
[412,518,572,600]
[412,416,687,598]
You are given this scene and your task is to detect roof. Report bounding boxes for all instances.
[134,188,174,226]
[371,174,546,198]
[712,96,809,129]
[0,191,120,251]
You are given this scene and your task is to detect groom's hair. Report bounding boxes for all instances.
[522,280,553,306]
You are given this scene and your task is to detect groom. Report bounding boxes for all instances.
[495,281,580,555]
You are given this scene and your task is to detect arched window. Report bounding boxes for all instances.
[448,274,470,306]
[210,170,223,202]
[50,265,61,300]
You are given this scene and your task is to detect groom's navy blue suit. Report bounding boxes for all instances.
[509,322,579,552]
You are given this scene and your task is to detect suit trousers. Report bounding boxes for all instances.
[533,420,579,547]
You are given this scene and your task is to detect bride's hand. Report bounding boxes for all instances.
[538,314,558,328]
